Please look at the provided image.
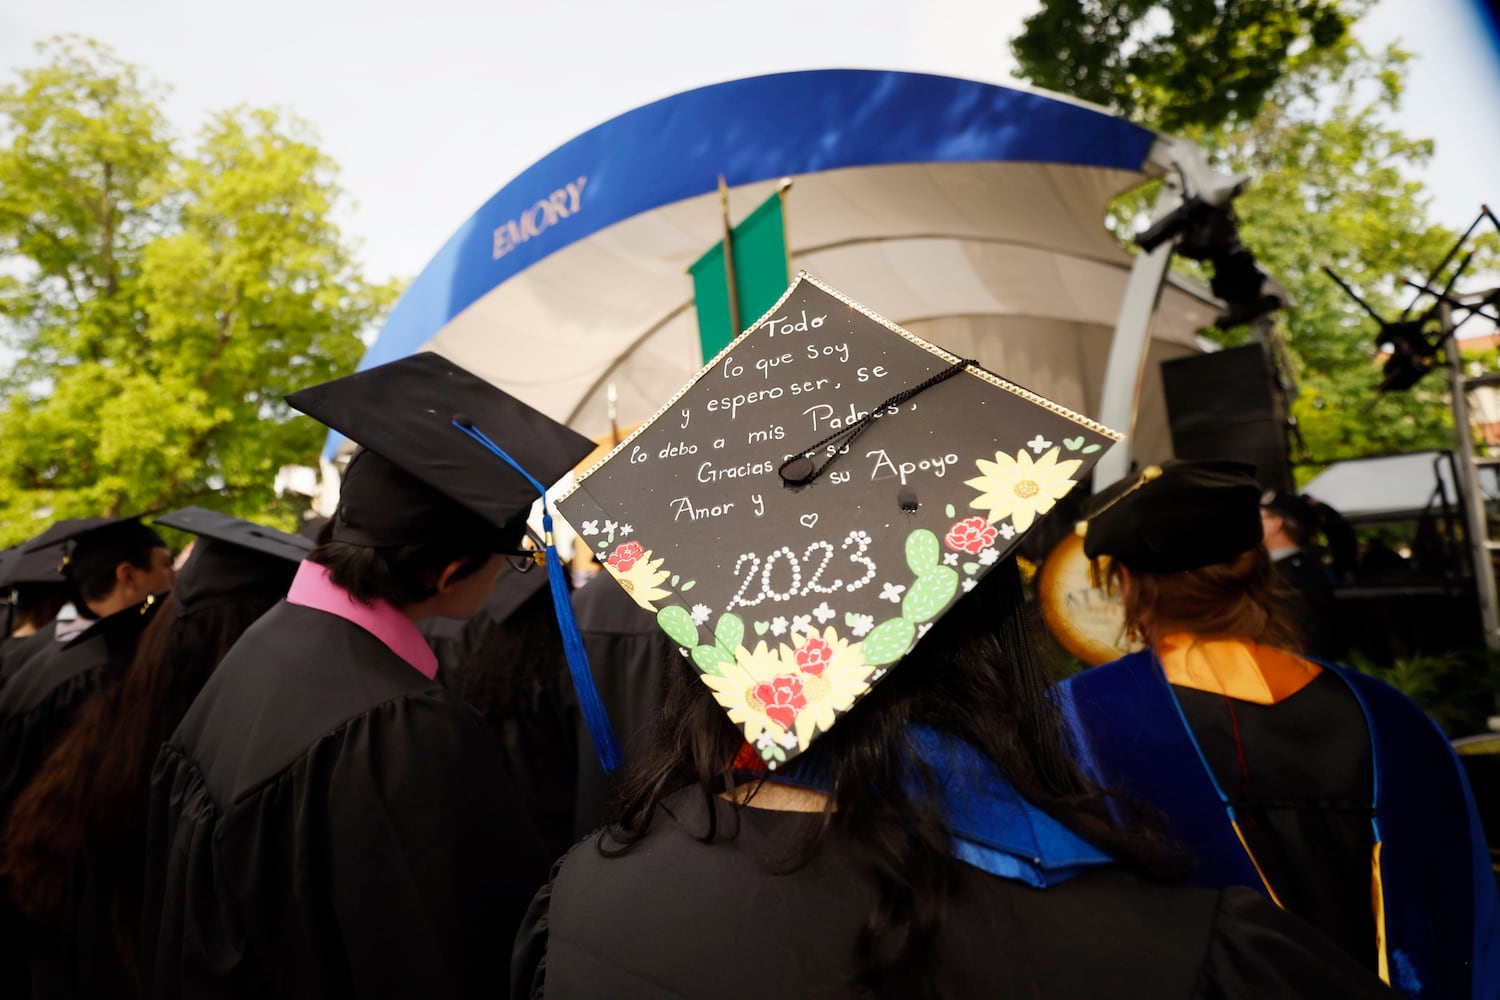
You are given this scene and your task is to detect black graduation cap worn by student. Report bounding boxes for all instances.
[1079,459,1263,572]
[285,352,620,767]
[0,542,65,588]
[154,507,311,618]
[22,515,168,611]
[558,272,1119,769]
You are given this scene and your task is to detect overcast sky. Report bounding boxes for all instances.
[2,0,1497,287]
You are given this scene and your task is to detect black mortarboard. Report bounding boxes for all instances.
[21,515,168,585]
[285,352,595,549]
[558,273,1118,769]
[154,508,311,617]
[0,541,66,588]
[285,353,621,769]
[1080,460,1263,572]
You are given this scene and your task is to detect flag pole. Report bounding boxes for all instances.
[777,176,794,284]
[718,174,741,336]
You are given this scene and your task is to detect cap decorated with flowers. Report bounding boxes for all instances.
[558,273,1118,767]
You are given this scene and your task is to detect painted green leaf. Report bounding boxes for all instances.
[1082,443,1101,454]
[670,574,680,586]
[905,528,941,575]
[680,580,697,592]
[656,604,699,647]
[903,566,959,622]
[945,503,957,518]
[715,613,744,654]
[692,644,733,676]
[1063,436,1084,450]
[862,618,917,666]
[963,561,979,575]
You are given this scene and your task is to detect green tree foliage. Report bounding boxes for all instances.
[1012,0,1350,131]
[0,38,398,541]
[1014,3,1498,472]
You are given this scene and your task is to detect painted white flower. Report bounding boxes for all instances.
[998,523,1017,540]
[603,520,617,534]
[1026,434,1053,454]
[879,582,906,603]
[620,523,634,536]
[978,547,999,566]
[581,520,600,536]
[791,613,813,634]
[770,616,789,637]
[917,622,934,638]
[755,727,777,751]
[961,578,977,593]
[848,613,875,638]
[812,601,835,624]
[690,603,712,626]
[872,667,887,680]
[942,552,960,566]
[778,729,800,749]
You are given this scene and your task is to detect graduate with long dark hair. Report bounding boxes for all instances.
[515,277,1388,999]
[0,509,308,998]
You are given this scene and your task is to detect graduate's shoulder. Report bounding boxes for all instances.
[0,627,111,717]
[168,601,494,812]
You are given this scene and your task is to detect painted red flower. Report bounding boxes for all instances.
[606,540,645,573]
[751,673,808,733]
[945,516,997,555]
[795,636,834,676]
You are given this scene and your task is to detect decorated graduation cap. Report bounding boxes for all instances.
[155,508,311,617]
[284,353,620,767]
[558,273,1118,768]
[1079,459,1263,572]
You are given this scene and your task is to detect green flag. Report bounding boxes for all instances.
[689,188,790,362]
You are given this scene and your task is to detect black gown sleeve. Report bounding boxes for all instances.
[510,859,562,1000]
[1195,887,1394,999]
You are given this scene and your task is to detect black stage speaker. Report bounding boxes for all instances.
[1161,343,1293,492]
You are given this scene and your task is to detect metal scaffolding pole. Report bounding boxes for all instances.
[1444,299,1500,650]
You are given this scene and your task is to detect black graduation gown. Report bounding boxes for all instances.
[0,602,155,1000]
[0,628,54,688]
[513,791,1393,999]
[569,576,674,838]
[1172,670,1378,970]
[141,601,552,1000]
[0,601,157,824]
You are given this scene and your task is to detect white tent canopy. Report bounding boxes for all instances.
[344,70,1221,464]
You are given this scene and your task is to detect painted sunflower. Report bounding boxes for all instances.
[602,541,673,611]
[965,446,1082,531]
[787,626,872,748]
[700,639,797,745]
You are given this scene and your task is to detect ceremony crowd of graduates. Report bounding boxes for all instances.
[0,349,1491,1000]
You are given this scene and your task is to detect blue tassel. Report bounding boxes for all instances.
[452,420,624,772]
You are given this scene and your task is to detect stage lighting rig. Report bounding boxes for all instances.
[1323,206,1500,396]
[1134,179,1285,329]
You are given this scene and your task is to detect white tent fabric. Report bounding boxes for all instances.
[348,72,1222,465]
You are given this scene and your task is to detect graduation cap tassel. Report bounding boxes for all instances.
[451,419,624,772]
